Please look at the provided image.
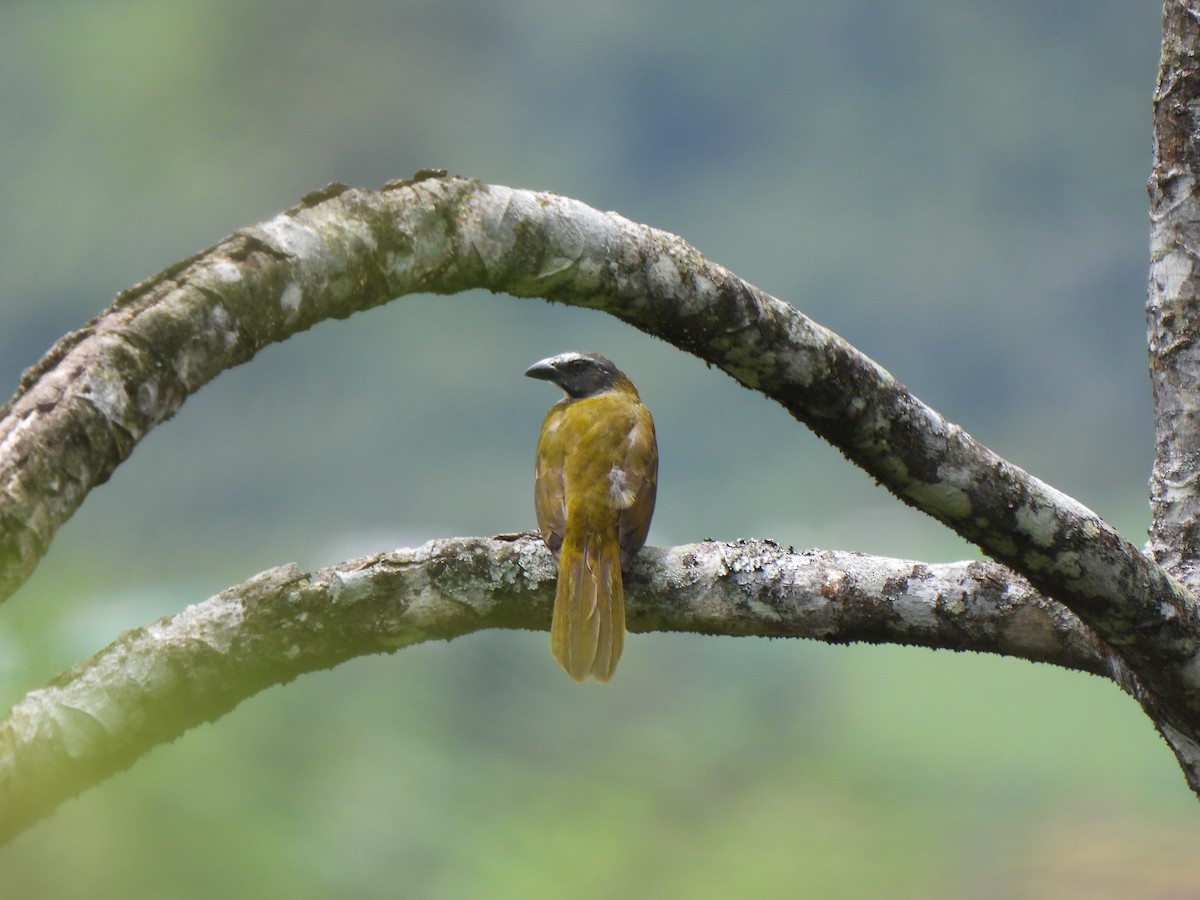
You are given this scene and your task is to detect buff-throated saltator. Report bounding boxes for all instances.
[525,352,658,682]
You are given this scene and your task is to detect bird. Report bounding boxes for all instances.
[525,351,658,682]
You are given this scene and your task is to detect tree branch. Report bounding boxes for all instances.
[0,534,1111,845]
[0,174,1189,723]
[1150,0,1200,586]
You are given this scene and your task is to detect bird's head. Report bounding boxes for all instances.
[524,351,632,399]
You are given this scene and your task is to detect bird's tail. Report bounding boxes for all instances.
[551,533,625,682]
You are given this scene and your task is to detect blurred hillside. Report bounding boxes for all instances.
[1,2,1190,897]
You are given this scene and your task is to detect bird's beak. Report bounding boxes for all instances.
[524,358,558,381]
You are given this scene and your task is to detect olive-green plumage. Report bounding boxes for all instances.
[525,352,658,682]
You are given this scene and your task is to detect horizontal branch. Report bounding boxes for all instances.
[0,535,1108,844]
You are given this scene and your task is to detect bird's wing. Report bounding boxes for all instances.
[533,405,567,558]
[617,405,658,571]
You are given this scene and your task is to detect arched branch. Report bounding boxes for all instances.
[0,174,1189,722]
[0,535,1112,845]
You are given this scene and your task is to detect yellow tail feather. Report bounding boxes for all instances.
[550,536,625,682]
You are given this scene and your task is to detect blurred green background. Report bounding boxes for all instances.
[1,1,1193,896]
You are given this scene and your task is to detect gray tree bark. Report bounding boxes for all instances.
[0,537,1108,844]
[0,3,1196,843]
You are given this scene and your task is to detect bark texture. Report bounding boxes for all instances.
[1144,0,1200,786]
[0,535,1110,843]
[1151,0,1200,587]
